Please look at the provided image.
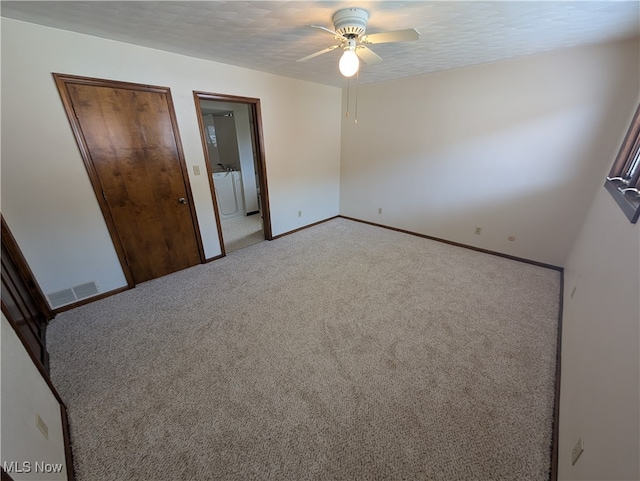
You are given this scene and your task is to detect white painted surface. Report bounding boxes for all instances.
[1,1,637,88]
[232,104,260,214]
[558,101,640,479]
[1,18,341,298]
[340,38,640,266]
[201,115,222,168]
[0,314,68,480]
[212,116,242,173]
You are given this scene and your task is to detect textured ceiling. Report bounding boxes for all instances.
[2,1,639,87]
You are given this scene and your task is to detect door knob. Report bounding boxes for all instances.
[178,197,187,204]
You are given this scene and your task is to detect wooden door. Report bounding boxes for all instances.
[54,75,203,284]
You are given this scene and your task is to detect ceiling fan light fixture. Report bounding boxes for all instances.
[339,49,359,77]
[298,6,419,79]
[332,7,368,37]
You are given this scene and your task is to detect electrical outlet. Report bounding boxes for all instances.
[193,165,200,175]
[474,227,482,235]
[36,414,48,439]
[378,208,383,215]
[298,210,302,217]
[571,437,584,465]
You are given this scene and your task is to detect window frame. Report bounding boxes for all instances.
[605,104,640,223]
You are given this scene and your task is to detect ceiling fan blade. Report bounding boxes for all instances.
[296,45,340,62]
[356,46,382,65]
[309,25,342,38]
[361,28,420,44]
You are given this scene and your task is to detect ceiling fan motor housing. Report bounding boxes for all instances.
[333,8,369,37]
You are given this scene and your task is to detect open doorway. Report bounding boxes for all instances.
[194,92,272,254]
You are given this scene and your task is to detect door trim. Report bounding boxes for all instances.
[1,216,76,481]
[1,215,53,373]
[193,91,273,257]
[53,73,205,286]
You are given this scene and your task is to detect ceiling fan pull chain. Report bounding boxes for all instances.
[354,70,359,125]
[345,76,350,118]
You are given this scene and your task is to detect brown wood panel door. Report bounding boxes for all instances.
[55,75,203,284]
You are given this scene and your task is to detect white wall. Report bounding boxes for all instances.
[340,38,640,266]
[1,18,341,302]
[0,314,68,480]
[233,104,260,214]
[558,101,640,480]
[201,114,222,168]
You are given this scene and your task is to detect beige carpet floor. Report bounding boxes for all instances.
[221,214,264,252]
[48,218,561,481]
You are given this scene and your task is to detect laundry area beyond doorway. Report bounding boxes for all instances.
[196,94,270,254]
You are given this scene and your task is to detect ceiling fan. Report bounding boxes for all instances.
[297,7,420,78]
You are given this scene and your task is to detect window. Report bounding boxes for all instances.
[605,104,640,223]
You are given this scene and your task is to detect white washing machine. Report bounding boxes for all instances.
[213,171,245,220]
